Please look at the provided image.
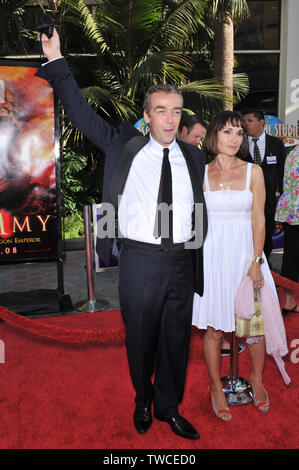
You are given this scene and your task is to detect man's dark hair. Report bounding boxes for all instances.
[179,114,207,132]
[242,108,265,121]
[143,84,183,115]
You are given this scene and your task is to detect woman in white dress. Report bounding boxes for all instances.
[192,110,271,421]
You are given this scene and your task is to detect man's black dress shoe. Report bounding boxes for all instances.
[133,399,152,434]
[154,412,200,440]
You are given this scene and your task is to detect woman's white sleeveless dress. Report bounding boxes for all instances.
[192,162,278,332]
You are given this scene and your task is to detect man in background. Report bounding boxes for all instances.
[243,109,286,263]
[178,114,206,147]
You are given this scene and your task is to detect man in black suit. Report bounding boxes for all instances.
[243,109,286,261]
[36,29,207,440]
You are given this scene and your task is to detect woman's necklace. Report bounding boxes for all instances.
[217,157,237,191]
[219,181,232,191]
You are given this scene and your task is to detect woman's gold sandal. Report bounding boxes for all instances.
[251,384,270,413]
[209,385,232,422]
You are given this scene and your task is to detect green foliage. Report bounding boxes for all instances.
[207,0,250,22]
[63,210,84,239]
[64,0,247,120]
[61,144,104,215]
[0,0,29,54]
[5,0,250,217]
[60,0,249,213]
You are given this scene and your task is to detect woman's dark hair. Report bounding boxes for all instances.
[203,110,248,159]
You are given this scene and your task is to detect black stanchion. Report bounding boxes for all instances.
[75,205,110,313]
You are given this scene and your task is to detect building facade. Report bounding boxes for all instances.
[235,0,299,136]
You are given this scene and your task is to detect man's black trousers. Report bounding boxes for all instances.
[118,242,194,418]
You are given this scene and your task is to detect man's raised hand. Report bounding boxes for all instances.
[38,28,62,62]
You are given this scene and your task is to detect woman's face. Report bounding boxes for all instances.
[216,121,244,157]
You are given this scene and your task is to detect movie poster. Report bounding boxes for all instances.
[0,61,60,263]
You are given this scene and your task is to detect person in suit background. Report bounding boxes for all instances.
[36,28,207,441]
[242,109,287,264]
[178,114,207,147]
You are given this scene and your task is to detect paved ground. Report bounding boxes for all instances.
[0,238,120,315]
[0,238,283,316]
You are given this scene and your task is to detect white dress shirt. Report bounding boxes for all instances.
[118,135,194,244]
[248,132,266,162]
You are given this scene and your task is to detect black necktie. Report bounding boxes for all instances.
[252,138,262,165]
[154,147,173,249]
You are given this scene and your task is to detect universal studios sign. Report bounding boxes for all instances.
[264,115,299,148]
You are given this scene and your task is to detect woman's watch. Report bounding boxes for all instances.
[252,256,264,265]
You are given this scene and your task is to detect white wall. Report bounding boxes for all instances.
[280,0,299,126]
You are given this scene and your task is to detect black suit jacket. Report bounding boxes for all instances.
[246,133,286,215]
[35,58,207,295]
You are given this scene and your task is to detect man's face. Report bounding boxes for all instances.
[144,91,182,147]
[179,123,206,146]
[244,113,265,138]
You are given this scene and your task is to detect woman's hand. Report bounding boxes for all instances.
[247,261,264,290]
[38,28,62,62]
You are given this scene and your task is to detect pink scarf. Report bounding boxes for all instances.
[235,276,291,385]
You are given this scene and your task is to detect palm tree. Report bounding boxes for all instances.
[62,0,246,122]
[207,0,250,109]
[12,1,248,213]
[43,0,249,213]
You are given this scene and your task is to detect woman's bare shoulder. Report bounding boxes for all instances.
[251,162,264,178]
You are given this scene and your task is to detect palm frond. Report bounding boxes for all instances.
[179,71,249,118]
[231,0,250,21]
[163,0,208,36]
[153,0,210,50]
[180,78,233,102]
[81,85,139,121]
[208,0,250,22]
[232,72,249,103]
[66,0,111,53]
[128,49,192,89]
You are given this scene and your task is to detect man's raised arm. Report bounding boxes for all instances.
[35,28,120,151]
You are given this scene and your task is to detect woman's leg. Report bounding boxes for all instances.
[248,337,268,410]
[204,327,230,417]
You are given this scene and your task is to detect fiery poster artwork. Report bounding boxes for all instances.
[0,62,60,262]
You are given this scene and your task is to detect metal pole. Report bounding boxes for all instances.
[221,332,253,406]
[230,331,239,383]
[75,205,110,313]
[56,257,64,295]
[85,205,95,303]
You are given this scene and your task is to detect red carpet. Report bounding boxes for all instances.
[0,290,298,450]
